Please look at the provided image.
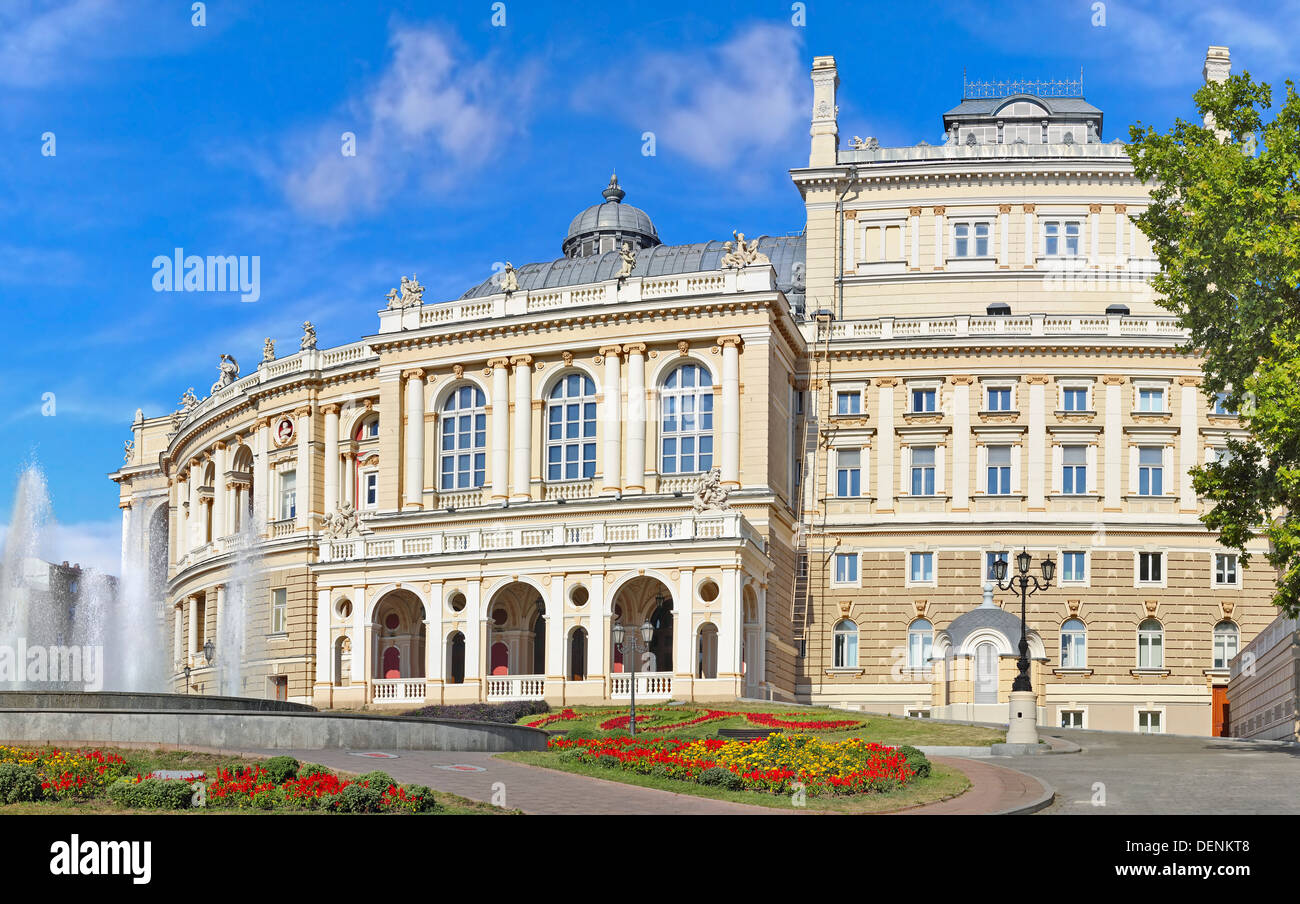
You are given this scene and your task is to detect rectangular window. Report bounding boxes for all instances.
[1138,446,1164,495]
[1062,387,1088,411]
[271,588,287,634]
[1060,710,1085,728]
[986,445,1011,494]
[1213,392,1235,416]
[911,388,937,413]
[1137,710,1163,734]
[1062,551,1086,583]
[909,552,935,584]
[1065,222,1080,256]
[363,472,378,509]
[836,391,861,416]
[906,708,932,719]
[975,222,990,257]
[834,553,858,584]
[910,446,936,496]
[1043,220,1082,257]
[1062,444,1087,494]
[954,223,969,257]
[986,387,1012,411]
[836,449,862,498]
[1138,552,1163,583]
[279,470,297,520]
[1044,221,1058,256]
[985,551,1008,581]
[1137,387,1166,412]
[1215,553,1238,586]
[1214,629,1239,670]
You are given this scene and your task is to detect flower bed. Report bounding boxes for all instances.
[587,708,866,734]
[548,734,919,796]
[0,745,127,800]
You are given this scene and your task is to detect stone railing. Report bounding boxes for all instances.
[542,479,596,502]
[610,672,673,699]
[371,678,427,704]
[840,140,1132,165]
[815,312,1187,343]
[378,266,776,335]
[320,511,758,563]
[485,675,546,701]
[433,488,486,510]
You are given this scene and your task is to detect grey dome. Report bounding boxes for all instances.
[561,174,661,259]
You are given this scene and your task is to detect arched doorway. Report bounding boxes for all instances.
[485,582,547,677]
[973,641,998,704]
[490,642,509,675]
[742,586,760,695]
[382,646,401,679]
[569,627,587,681]
[446,632,465,684]
[610,576,674,673]
[697,623,719,679]
[333,635,350,686]
[370,590,425,701]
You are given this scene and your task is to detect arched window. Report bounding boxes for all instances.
[440,385,486,490]
[1213,620,1239,669]
[660,363,714,474]
[1061,618,1087,668]
[355,415,379,441]
[833,619,858,668]
[546,373,596,481]
[908,619,933,669]
[1138,619,1164,669]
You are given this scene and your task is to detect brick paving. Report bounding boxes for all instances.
[897,756,1051,815]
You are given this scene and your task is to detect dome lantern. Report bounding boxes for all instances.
[562,174,660,259]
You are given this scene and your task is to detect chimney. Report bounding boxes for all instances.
[809,55,839,167]
[1203,45,1231,138]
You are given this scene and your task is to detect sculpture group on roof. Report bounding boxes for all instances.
[720,231,770,270]
[386,274,425,309]
[210,354,239,395]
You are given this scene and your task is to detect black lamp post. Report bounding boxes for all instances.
[992,549,1055,692]
[182,664,192,695]
[612,616,655,734]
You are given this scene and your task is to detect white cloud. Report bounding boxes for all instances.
[278,25,540,221]
[575,23,806,172]
[0,518,121,577]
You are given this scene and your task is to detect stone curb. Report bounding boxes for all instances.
[992,774,1057,815]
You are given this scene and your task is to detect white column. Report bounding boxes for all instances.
[675,569,694,678]
[186,595,198,657]
[546,578,564,679]
[1089,204,1101,266]
[1028,378,1047,510]
[315,588,332,684]
[173,603,184,667]
[624,344,647,493]
[1115,205,1128,266]
[933,207,945,269]
[341,453,355,508]
[350,586,366,684]
[212,585,225,667]
[489,358,510,500]
[952,377,971,509]
[1024,206,1036,267]
[998,205,1010,266]
[600,346,622,493]
[427,580,444,686]
[254,419,269,533]
[719,336,742,486]
[719,568,741,678]
[1180,378,1199,510]
[1104,378,1123,509]
[876,380,895,510]
[212,443,228,540]
[589,573,606,678]
[510,356,533,500]
[403,370,426,510]
[323,404,340,515]
[293,408,310,529]
[465,580,483,687]
[755,584,767,689]
[909,208,920,268]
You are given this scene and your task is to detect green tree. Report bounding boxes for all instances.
[1128,72,1300,615]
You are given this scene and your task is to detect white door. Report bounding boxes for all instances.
[973,642,998,704]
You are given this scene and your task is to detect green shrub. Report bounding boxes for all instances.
[596,754,621,769]
[558,747,586,763]
[298,763,333,779]
[355,770,396,790]
[564,727,602,741]
[0,763,44,803]
[106,778,194,810]
[697,766,743,790]
[261,756,300,784]
[329,783,385,813]
[395,784,439,814]
[895,745,932,779]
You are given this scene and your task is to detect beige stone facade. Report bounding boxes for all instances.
[110,45,1279,735]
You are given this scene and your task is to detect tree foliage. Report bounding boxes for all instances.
[1128,72,1300,614]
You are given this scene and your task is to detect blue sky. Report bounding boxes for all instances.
[0,0,1291,574]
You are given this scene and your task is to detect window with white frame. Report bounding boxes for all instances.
[835,390,862,416]
[833,619,859,668]
[986,445,1012,494]
[1060,710,1085,728]
[1061,551,1086,583]
[836,448,862,498]
[547,373,597,481]
[833,552,859,584]
[660,364,714,475]
[360,470,379,510]
[1137,709,1163,733]
[358,416,380,440]
[907,619,933,668]
[1208,446,1234,466]
[1212,392,1236,416]
[909,552,935,584]
[1043,220,1081,257]
[1137,446,1164,495]
[1137,619,1164,668]
[986,385,1013,411]
[1062,444,1087,494]
[1214,553,1239,586]
[279,470,296,521]
[1213,621,1239,669]
[1138,552,1163,584]
[271,588,288,634]
[906,708,932,719]
[910,446,936,495]
[1060,618,1087,668]
[440,384,487,490]
[1136,386,1166,412]
[985,551,1008,581]
[953,222,991,257]
[910,387,937,413]
[1062,386,1089,412]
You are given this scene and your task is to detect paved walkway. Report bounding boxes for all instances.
[255,746,1050,815]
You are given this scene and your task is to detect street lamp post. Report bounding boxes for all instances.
[612,618,655,734]
[992,549,1055,745]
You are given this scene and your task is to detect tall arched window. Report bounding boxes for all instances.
[660,363,714,474]
[1213,620,1239,669]
[546,373,597,481]
[440,385,486,490]
[1060,618,1087,668]
[1138,618,1164,669]
[833,619,858,668]
[908,619,933,669]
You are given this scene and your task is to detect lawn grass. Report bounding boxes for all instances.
[497,750,970,813]
[519,702,1005,746]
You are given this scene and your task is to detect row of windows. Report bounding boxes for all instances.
[831,617,1240,671]
[834,385,1235,416]
[831,550,1242,588]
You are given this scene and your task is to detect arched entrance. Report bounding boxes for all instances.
[610,576,674,673]
[569,627,587,681]
[333,635,350,686]
[484,581,547,701]
[370,589,425,703]
[973,641,998,704]
[446,632,465,684]
[697,623,719,679]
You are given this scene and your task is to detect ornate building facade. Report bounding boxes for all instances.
[112,45,1275,734]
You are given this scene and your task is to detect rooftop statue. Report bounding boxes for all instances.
[692,466,732,513]
[387,274,425,309]
[262,337,276,363]
[720,231,770,270]
[123,439,134,463]
[617,242,637,282]
[210,354,239,395]
[499,262,519,295]
[323,502,368,539]
[301,321,317,351]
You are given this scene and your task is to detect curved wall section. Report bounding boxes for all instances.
[0,691,316,712]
